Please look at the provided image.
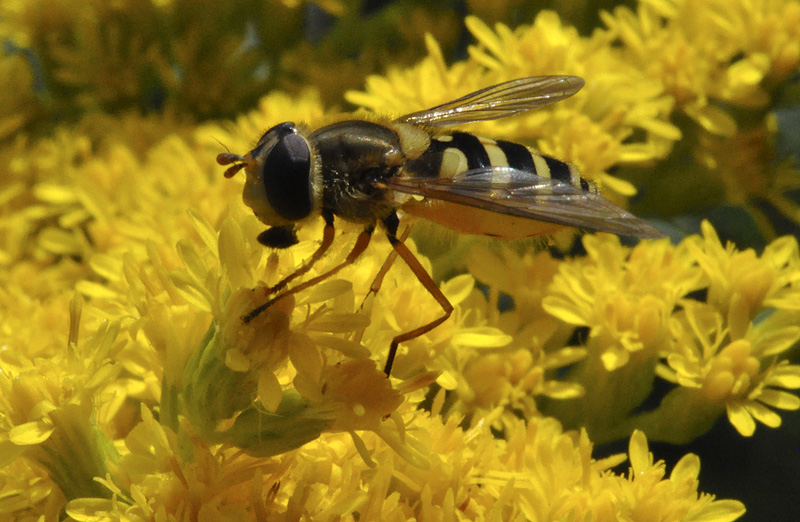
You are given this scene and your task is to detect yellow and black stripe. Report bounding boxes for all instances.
[419,131,591,191]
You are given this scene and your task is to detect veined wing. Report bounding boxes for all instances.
[397,76,584,128]
[385,166,663,238]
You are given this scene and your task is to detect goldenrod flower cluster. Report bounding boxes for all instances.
[1,0,798,520]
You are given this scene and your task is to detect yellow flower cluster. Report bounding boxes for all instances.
[538,226,799,442]
[0,92,762,519]
[599,0,800,233]
[602,0,800,120]
[2,0,799,519]
[64,412,745,522]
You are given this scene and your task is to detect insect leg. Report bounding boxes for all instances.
[358,224,412,311]
[350,225,411,347]
[381,212,453,376]
[268,209,336,295]
[244,219,375,323]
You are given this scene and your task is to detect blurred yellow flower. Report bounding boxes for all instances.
[601,0,800,134]
[1,296,122,501]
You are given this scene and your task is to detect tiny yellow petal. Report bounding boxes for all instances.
[756,389,800,410]
[685,103,737,137]
[726,403,756,436]
[671,453,700,483]
[9,420,55,445]
[689,499,747,522]
[628,430,651,475]
[258,371,283,412]
[767,365,800,388]
[745,401,782,428]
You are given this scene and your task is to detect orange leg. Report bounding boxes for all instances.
[358,224,412,311]
[381,213,453,376]
[267,218,336,296]
[244,221,374,323]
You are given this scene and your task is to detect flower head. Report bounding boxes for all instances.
[664,300,800,436]
[0,296,122,501]
[544,234,703,371]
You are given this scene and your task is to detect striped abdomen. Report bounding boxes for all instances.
[412,131,593,193]
[398,131,597,239]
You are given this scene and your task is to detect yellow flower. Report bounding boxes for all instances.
[467,13,681,169]
[621,430,745,522]
[601,0,800,134]
[536,233,710,442]
[555,221,800,442]
[544,234,703,371]
[0,296,122,501]
[148,209,400,453]
[665,300,800,436]
[359,241,512,382]
[60,397,747,521]
[308,359,404,433]
[0,457,60,521]
[688,220,800,329]
[67,406,294,522]
[444,245,585,425]
[7,2,800,518]
[467,243,562,323]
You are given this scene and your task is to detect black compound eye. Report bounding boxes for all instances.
[262,131,313,221]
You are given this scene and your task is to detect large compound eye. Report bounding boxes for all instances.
[261,126,313,221]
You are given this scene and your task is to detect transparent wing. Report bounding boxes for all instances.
[386,166,663,238]
[397,76,584,128]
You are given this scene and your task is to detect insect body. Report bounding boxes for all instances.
[218,76,662,376]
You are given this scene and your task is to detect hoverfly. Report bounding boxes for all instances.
[218,76,662,376]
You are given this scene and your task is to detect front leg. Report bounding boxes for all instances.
[260,209,336,297]
[244,212,375,323]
